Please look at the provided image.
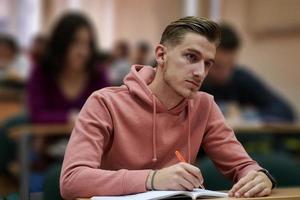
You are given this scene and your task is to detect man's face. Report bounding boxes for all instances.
[208,48,237,84]
[158,32,216,99]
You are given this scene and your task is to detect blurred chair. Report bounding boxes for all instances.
[43,163,63,200]
[251,153,300,187]
[197,157,232,190]
[5,193,19,200]
[0,114,28,175]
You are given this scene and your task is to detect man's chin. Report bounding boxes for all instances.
[176,88,198,99]
[184,90,197,99]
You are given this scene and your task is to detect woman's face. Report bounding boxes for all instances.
[65,27,92,71]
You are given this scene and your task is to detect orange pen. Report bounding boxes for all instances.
[175,150,205,189]
[175,150,186,162]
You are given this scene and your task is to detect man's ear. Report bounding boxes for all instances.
[155,44,166,67]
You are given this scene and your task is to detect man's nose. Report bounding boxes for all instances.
[192,61,205,79]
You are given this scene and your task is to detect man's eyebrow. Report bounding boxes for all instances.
[186,48,215,63]
[186,48,203,56]
[207,59,215,64]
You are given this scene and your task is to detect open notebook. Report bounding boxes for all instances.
[91,189,228,200]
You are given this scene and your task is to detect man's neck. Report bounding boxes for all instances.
[148,69,184,110]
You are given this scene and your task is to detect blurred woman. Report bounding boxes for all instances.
[25,12,108,193]
[27,12,108,123]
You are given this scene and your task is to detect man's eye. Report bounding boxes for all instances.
[205,61,213,68]
[185,53,197,62]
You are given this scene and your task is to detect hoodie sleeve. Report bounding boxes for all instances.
[202,98,262,183]
[60,92,150,199]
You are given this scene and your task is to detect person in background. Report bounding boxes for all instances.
[96,51,113,71]
[201,25,296,123]
[28,34,47,67]
[131,41,151,65]
[108,40,131,85]
[26,12,108,193]
[0,33,30,82]
[27,12,108,124]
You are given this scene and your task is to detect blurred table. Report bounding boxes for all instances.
[0,86,24,124]
[232,123,300,156]
[206,187,300,200]
[0,88,24,102]
[9,123,73,200]
[9,123,73,139]
[77,187,300,200]
[0,79,25,101]
[232,123,300,134]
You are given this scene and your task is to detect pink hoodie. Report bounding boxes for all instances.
[60,65,261,199]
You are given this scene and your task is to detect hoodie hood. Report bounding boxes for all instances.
[124,65,191,162]
[124,65,189,114]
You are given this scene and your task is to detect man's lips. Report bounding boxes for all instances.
[185,80,200,87]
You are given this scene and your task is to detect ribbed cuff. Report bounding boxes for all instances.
[122,169,151,194]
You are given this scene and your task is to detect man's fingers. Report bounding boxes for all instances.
[234,176,261,197]
[229,170,256,194]
[242,183,266,197]
[177,184,187,191]
[255,187,272,197]
[180,163,203,182]
[180,169,201,188]
[178,176,195,191]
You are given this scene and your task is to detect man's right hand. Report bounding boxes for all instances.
[147,162,203,191]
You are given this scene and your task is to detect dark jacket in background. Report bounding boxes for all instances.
[201,67,296,122]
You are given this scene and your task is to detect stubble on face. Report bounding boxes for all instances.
[161,33,216,100]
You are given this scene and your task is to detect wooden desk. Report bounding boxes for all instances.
[0,87,24,102]
[77,187,300,200]
[232,123,300,134]
[205,187,300,200]
[9,123,73,139]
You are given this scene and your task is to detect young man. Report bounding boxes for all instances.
[60,17,275,199]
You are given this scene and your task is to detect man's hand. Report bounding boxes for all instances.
[228,170,272,198]
[147,162,203,191]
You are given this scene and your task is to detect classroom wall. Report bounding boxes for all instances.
[42,0,182,51]
[113,0,182,45]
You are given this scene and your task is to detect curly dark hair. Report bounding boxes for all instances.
[42,12,99,79]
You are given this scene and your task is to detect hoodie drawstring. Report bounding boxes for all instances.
[151,96,191,164]
[187,101,191,163]
[152,95,157,162]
